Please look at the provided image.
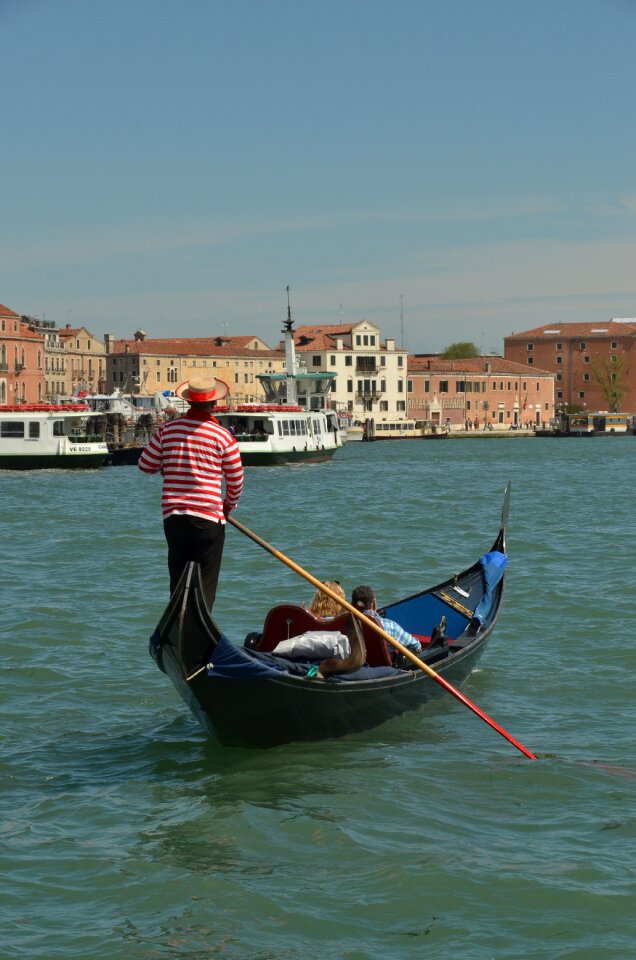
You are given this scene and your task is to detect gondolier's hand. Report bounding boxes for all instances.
[222,499,233,519]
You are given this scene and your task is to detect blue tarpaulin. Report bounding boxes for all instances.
[472,550,507,624]
[207,634,302,679]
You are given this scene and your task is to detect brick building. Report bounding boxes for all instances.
[504,320,636,412]
[407,355,555,429]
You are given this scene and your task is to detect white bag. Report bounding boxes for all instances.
[272,630,351,660]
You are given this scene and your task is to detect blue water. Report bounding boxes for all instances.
[2,437,636,959]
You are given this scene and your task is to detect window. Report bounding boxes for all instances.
[583,373,590,381]
[312,355,321,366]
[580,342,586,350]
[369,335,375,346]
[380,356,386,366]
[87,340,91,350]
[424,380,430,393]
[397,380,403,393]
[380,400,388,411]
[407,380,413,393]
[556,373,562,381]
[556,342,562,350]
[527,357,534,364]
[439,380,448,393]
[556,356,562,364]
[380,379,386,392]
[355,335,361,346]
[397,400,406,411]
[492,382,497,391]
[330,355,336,366]
[363,335,368,346]
[579,392,585,399]
[507,382,511,390]
[527,343,534,351]
[500,382,504,390]
[557,390,563,399]
[584,355,590,363]
[347,379,353,393]
[1,421,24,438]
[76,339,80,349]
[53,421,65,437]
[397,356,404,367]
[611,354,617,363]
[456,380,465,392]
[345,355,352,366]
[29,422,40,439]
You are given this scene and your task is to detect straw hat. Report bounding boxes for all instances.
[175,375,229,403]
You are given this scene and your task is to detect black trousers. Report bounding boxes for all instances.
[163,515,226,609]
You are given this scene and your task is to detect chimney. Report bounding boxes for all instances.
[103,333,115,354]
[385,338,395,351]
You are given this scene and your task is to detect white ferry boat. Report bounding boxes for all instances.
[0,404,109,469]
[213,302,344,465]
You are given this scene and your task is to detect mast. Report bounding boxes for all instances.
[282,285,298,404]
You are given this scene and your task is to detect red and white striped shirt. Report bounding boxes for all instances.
[138,409,244,522]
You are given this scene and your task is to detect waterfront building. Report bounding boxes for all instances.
[0,304,45,404]
[407,355,555,429]
[504,320,636,412]
[104,332,285,402]
[291,320,409,421]
[59,325,106,396]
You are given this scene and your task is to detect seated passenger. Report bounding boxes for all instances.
[307,580,346,620]
[351,584,422,658]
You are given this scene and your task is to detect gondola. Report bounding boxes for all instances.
[149,484,510,748]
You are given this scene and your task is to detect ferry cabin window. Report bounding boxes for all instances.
[29,422,40,439]
[1,421,24,438]
[53,421,65,437]
[282,421,289,435]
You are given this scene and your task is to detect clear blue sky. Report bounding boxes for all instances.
[2,0,636,352]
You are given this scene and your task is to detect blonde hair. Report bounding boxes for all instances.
[308,581,346,619]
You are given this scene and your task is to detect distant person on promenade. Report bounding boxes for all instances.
[138,375,243,609]
[351,585,422,660]
[307,580,347,620]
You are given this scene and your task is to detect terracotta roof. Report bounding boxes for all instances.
[505,321,636,340]
[111,337,283,359]
[58,324,99,341]
[295,323,357,338]
[295,332,351,351]
[0,303,21,318]
[408,354,554,376]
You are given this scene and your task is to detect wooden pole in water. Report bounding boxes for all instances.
[227,515,537,760]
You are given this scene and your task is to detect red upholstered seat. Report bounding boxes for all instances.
[257,605,395,667]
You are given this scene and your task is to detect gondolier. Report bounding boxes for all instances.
[138,375,243,608]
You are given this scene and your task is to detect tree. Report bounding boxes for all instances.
[441,341,481,359]
[590,355,627,412]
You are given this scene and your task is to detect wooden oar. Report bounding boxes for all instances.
[228,515,537,760]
